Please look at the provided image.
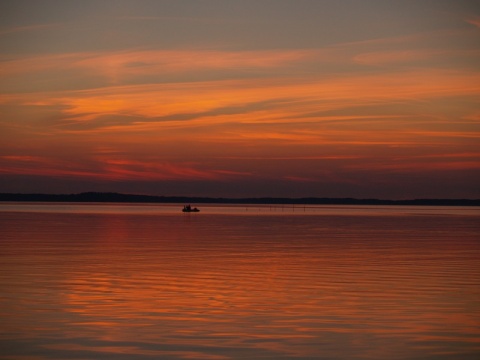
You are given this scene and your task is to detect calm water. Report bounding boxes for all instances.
[0,203,479,360]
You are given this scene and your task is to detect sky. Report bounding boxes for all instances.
[0,0,479,199]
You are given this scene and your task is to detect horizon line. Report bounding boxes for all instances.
[1,192,479,206]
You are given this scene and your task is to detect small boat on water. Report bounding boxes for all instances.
[182,205,200,212]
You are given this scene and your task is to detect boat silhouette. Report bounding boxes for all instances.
[182,205,200,212]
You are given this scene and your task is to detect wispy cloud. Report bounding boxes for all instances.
[465,16,480,28]
[348,160,480,172]
[2,64,478,158]
[118,14,237,25]
[354,49,446,66]
[1,24,477,94]
[99,158,220,181]
[0,23,62,36]
[0,48,317,83]
[1,18,478,196]
[16,68,478,127]
[0,154,247,182]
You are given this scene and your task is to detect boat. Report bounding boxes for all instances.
[182,205,200,212]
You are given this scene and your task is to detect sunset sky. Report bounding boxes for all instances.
[1,0,479,199]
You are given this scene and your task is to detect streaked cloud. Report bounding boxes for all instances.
[0,153,248,182]
[0,48,318,85]
[5,68,476,128]
[0,22,62,35]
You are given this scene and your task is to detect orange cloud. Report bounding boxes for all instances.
[0,53,85,77]
[2,66,476,165]
[354,48,480,67]
[10,67,477,128]
[1,29,478,188]
[353,49,446,66]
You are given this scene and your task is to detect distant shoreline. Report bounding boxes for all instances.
[0,192,479,206]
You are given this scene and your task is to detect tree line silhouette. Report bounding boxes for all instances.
[0,192,478,206]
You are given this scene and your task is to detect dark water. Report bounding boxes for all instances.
[0,203,479,359]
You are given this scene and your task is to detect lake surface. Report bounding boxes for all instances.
[1,203,479,359]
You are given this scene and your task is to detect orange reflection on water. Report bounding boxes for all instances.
[1,209,479,359]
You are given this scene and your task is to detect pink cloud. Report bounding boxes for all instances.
[99,158,220,181]
[0,153,246,182]
[465,16,480,28]
[0,155,107,179]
